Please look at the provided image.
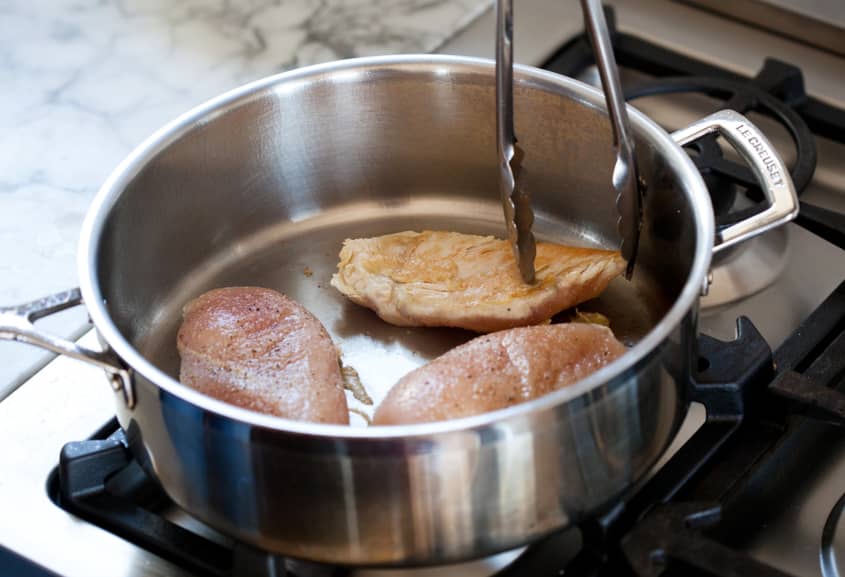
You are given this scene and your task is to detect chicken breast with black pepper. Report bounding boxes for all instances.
[331,231,625,333]
[374,323,626,425]
[177,287,349,424]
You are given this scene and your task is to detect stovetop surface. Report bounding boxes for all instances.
[3,1,845,576]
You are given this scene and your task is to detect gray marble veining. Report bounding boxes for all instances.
[0,0,491,393]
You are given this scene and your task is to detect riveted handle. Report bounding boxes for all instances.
[672,110,799,253]
[0,288,134,407]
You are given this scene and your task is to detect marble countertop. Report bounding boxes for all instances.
[0,0,492,393]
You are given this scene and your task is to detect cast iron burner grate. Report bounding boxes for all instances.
[49,280,845,577]
[49,427,345,577]
[542,6,844,248]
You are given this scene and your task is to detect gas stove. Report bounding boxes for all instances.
[3,1,845,576]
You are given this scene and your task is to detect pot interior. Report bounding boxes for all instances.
[91,58,705,422]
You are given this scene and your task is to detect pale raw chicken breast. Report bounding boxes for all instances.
[374,323,626,425]
[331,230,625,333]
[177,287,349,424]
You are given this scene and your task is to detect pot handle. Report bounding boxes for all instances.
[671,109,798,253]
[0,288,134,407]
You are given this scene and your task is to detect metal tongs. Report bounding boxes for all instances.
[496,0,536,283]
[495,0,643,281]
[580,0,643,278]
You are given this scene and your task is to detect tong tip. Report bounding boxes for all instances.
[511,145,536,284]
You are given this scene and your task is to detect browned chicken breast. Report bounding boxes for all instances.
[373,323,626,425]
[177,287,349,424]
[331,231,625,333]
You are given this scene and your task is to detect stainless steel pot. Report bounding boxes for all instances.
[0,55,796,566]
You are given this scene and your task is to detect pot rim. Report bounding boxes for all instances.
[78,54,714,439]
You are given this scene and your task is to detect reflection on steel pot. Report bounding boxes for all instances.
[0,55,796,566]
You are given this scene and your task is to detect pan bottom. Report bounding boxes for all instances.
[136,196,668,424]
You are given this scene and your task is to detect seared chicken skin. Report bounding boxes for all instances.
[374,323,626,425]
[331,231,625,333]
[177,287,349,424]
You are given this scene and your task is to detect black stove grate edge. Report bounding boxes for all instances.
[49,436,232,577]
[543,6,845,145]
[0,544,63,577]
[49,435,347,577]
